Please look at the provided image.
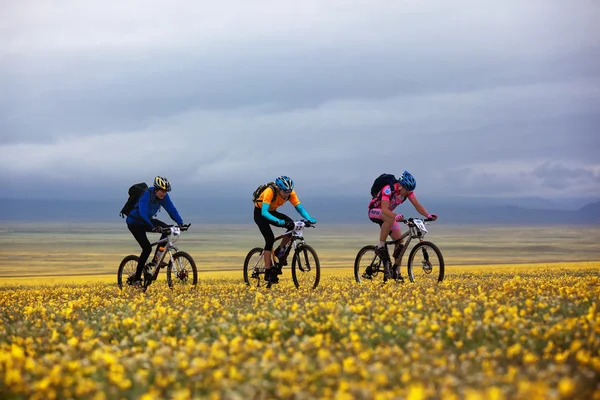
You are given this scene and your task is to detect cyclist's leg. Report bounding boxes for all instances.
[127,223,152,282]
[368,209,393,246]
[363,212,385,279]
[368,209,394,279]
[254,207,276,269]
[269,211,293,268]
[270,211,293,250]
[390,227,403,262]
[389,227,404,280]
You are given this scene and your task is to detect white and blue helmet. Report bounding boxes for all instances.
[399,171,416,191]
[275,176,294,192]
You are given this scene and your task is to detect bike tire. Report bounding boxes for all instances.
[117,255,139,290]
[167,251,198,288]
[406,241,445,283]
[354,245,387,283]
[243,247,270,287]
[291,244,320,289]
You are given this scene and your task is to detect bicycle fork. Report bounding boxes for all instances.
[144,249,176,288]
[295,242,312,272]
[420,247,433,273]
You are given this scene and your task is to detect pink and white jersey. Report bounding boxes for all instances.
[368,183,415,211]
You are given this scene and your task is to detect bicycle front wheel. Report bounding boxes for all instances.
[292,244,320,289]
[243,247,269,287]
[167,251,198,288]
[117,255,139,290]
[406,241,445,284]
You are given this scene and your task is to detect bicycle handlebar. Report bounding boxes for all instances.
[282,220,316,230]
[157,223,191,234]
[401,217,435,224]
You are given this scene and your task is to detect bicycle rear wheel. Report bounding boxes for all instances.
[291,244,320,289]
[117,255,139,290]
[243,247,269,287]
[406,241,445,284]
[354,245,388,284]
[167,251,198,288]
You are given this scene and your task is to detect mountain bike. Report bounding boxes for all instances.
[244,220,320,289]
[354,217,444,284]
[118,224,197,291]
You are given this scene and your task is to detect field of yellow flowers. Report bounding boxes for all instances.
[1,264,598,400]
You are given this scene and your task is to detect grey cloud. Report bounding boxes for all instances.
[1,0,599,200]
[533,162,600,190]
[432,161,600,199]
[3,86,598,198]
[2,1,599,143]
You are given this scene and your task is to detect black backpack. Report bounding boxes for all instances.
[120,182,149,218]
[252,182,278,202]
[370,173,398,198]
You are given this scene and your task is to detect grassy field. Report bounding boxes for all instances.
[1,222,599,278]
[0,223,598,399]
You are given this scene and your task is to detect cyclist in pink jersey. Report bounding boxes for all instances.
[366,171,437,281]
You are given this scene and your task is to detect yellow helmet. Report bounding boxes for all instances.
[153,176,171,192]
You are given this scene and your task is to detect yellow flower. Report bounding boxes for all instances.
[557,377,575,397]
[406,383,425,400]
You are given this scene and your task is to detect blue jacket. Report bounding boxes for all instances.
[126,188,183,228]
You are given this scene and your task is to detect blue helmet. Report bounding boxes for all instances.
[275,175,294,192]
[399,171,416,191]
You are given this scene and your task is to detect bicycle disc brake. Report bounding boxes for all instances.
[177,269,189,281]
[422,261,433,274]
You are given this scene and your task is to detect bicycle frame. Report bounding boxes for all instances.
[244,220,320,289]
[251,221,311,271]
[119,223,195,291]
[273,228,306,259]
[147,226,184,279]
[353,217,442,284]
[389,218,430,266]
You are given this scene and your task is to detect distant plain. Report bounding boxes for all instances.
[1,222,599,282]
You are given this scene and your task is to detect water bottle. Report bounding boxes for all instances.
[155,245,165,262]
[275,247,285,259]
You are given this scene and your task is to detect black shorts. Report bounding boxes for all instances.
[253,207,293,251]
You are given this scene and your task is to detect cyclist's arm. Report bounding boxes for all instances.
[260,187,281,223]
[294,203,313,220]
[380,199,396,219]
[407,193,429,217]
[380,185,396,219]
[288,191,315,221]
[137,189,154,228]
[291,194,314,222]
[161,194,184,225]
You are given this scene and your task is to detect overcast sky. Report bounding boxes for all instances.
[2,0,599,202]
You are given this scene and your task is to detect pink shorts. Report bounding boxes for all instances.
[368,208,402,232]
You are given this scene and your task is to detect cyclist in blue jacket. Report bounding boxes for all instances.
[127,176,184,287]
